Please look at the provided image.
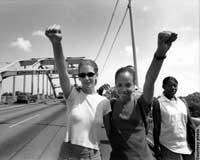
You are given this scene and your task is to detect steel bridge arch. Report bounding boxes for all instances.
[0,57,84,102]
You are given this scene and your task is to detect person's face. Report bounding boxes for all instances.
[163,80,178,98]
[115,71,135,101]
[78,65,97,91]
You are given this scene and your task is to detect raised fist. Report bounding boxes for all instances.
[45,24,62,44]
[156,31,177,56]
[158,31,177,44]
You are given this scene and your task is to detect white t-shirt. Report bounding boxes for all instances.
[64,87,111,150]
[158,95,192,154]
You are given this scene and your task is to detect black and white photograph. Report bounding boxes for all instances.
[0,0,199,160]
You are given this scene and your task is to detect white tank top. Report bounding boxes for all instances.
[64,87,111,150]
[158,95,192,154]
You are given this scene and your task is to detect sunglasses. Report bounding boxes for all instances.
[78,72,95,78]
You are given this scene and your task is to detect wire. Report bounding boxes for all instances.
[94,0,119,61]
[99,6,129,76]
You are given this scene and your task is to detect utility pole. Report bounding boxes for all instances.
[128,0,138,87]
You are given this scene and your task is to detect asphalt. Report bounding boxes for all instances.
[0,99,112,160]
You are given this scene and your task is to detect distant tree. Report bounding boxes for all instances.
[183,92,200,117]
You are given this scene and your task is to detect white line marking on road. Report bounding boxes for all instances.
[9,114,40,128]
[0,104,26,111]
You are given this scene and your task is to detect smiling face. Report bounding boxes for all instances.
[115,71,135,102]
[78,64,97,93]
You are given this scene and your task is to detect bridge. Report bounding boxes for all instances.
[0,57,114,160]
[0,57,85,104]
[0,58,199,160]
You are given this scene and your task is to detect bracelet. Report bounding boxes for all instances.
[154,54,166,60]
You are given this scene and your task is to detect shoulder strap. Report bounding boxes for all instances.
[138,103,148,135]
[137,99,149,135]
[152,98,161,148]
[110,98,116,110]
[179,97,195,151]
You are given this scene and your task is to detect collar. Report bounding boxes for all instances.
[160,94,177,101]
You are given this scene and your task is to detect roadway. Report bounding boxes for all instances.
[0,100,111,160]
[1,100,198,160]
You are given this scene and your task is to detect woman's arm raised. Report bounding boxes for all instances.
[45,24,72,99]
[143,31,177,103]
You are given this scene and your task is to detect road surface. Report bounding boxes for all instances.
[0,100,111,160]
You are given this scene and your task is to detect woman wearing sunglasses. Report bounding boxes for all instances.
[45,24,111,160]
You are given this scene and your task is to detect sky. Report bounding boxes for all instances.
[0,0,199,97]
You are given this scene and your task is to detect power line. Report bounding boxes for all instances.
[100,6,129,76]
[94,0,119,61]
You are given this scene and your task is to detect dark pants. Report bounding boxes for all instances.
[58,142,101,160]
[160,145,194,160]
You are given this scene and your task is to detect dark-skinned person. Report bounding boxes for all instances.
[45,24,111,160]
[103,31,177,160]
[152,76,195,160]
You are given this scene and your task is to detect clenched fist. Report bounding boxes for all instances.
[156,31,177,58]
[45,24,62,44]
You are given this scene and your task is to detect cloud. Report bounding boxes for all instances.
[10,37,32,52]
[123,46,132,57]
[177,26,194,32]
[133,39,199,96]
[120,45,140,57]
[32,30,46,38]
[167,40,198,67]
[157,40,199,95]
[142,6,150,12]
